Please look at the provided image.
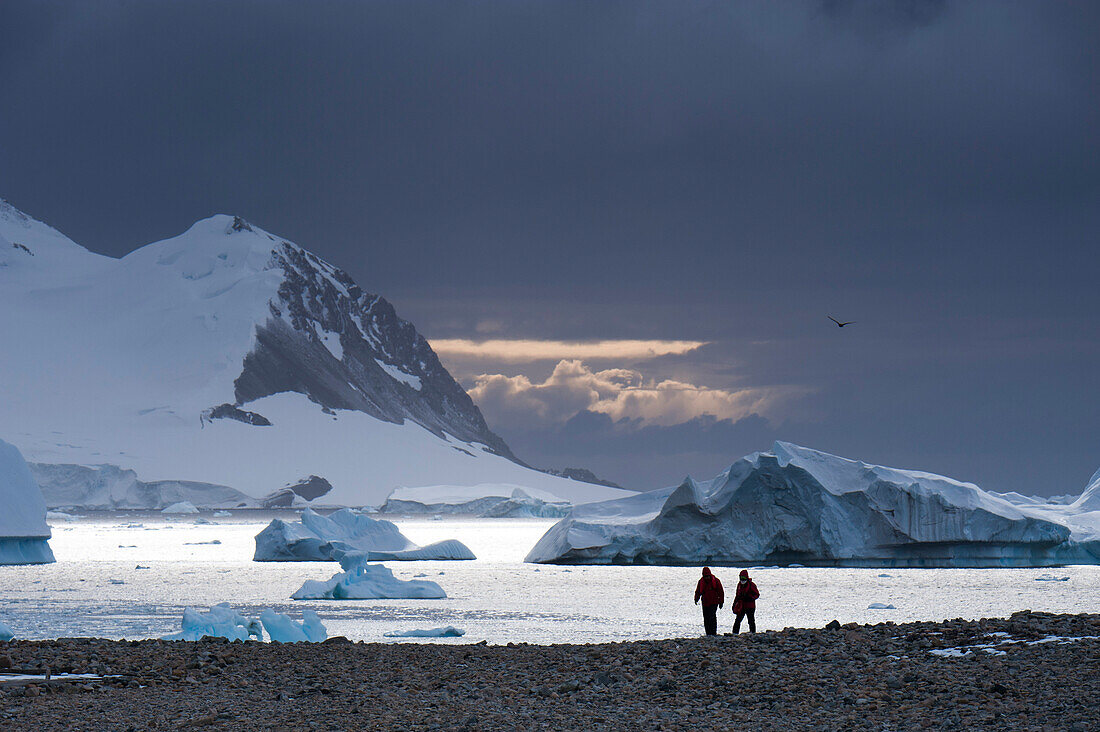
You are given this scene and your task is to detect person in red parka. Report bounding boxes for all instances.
[693,567,724,636]
[732,569,760,633]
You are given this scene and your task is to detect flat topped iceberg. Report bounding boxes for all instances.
[291,555,447,599]
[383,626,465,638]
[0,439,54,565]
[254,508,475,561]
[525,442,1100,568]
[379,482,571,516]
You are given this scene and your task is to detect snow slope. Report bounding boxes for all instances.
[0,200,632,507]
[0,438,54,564]
[526,442,1100,567]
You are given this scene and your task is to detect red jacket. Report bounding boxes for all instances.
[733,579,759,611]
[694,568,724,606]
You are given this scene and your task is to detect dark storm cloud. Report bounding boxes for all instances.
[1,1,1097,494]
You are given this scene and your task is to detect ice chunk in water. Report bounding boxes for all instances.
[383,626,465,638]
[292,556,446,600]
[0,618,14,641]
[162,602,263,641]
[260,609,327,643]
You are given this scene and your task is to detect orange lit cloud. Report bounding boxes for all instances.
[430,338,707,362]
[468,359,806,427]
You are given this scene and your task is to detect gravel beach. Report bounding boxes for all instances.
[1,611,1096,731]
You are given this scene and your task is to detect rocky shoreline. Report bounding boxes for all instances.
[1,611,1096,731]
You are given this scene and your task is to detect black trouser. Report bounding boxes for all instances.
[702,604,719,635]
[733,608,756,633]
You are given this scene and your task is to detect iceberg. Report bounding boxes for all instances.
[0,618,14,641]
[383,626,465,638]
[259,609,327,643]
[525,442,1100,568]
[0,439,55,565]
[254,508,475,561]
[379,483,571,517]
[291,556,447,599]
[162,603,264,641]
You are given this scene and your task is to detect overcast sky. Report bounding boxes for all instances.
[2,1,1098,494]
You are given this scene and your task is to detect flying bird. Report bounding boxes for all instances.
[827,316,855,328]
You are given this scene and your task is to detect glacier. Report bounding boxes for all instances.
[525,442,1100,568]
[0,438,55,565]
[253,508,476,561]
[0,199,632,509]
[29,462,256,510]
[291,556,447,600]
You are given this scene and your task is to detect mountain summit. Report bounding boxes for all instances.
[0,201,628,507]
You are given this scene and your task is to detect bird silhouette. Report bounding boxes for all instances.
[828,316,855,328]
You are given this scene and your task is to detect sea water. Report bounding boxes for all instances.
[0,514,1096,644]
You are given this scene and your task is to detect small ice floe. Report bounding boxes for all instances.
[878,573,892,578]
[414,573,428,577]
[1026,634,1100,646]
[384,626,465,638]
[46,511,79,522]
[928,633,1100,659]
[161,501,199,514]
[108,579,126,585]
[193,517,214,525]
[0,618,14,641]
[259,609,327,643]
[0,672,109,686]
[118,545,137,548]
[787,563,806,568]
[292,557,446,600]
[135,565,150,570]
[212,511,232,518]
[1034,574,1070,582]
[868,603,895,610]
[184,540,222,545]
[162,603,263,641]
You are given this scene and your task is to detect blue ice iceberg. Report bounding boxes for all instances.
[260,609,327,643]
[0,438,54,565]
[162,603,263,641]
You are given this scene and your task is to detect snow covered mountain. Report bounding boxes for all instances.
[526,442,1100,567]
[0,200,631,507]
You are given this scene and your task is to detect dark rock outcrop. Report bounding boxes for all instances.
[229,233,515,460]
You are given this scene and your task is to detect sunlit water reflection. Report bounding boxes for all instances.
[1,514,1096,644]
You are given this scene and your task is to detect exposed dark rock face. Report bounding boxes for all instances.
[542,467,622,489]
[226,229,515,460]
[261,475,333,507]
[201,404,271,426]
